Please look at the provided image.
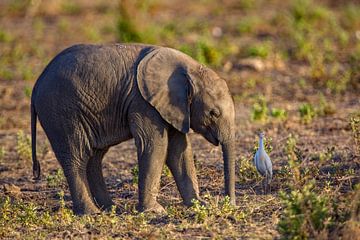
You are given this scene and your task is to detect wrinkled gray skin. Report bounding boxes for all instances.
[31,44,236,215]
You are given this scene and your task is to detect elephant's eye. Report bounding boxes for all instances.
[210,109,221,119]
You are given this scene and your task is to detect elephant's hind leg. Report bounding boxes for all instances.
[86,149,114,210]
[60,156,100,215]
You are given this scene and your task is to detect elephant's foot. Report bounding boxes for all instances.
[73,203,101,215]
[138,201,166,214]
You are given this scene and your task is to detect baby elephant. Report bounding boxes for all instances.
[31,44,236,215]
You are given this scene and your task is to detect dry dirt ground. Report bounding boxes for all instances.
[0,0,359,239]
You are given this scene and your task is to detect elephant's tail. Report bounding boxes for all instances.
[31,103,41,180]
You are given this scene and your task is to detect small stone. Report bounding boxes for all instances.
[212,26,223,38]
[238,58,265,72]
[223,61,233,72]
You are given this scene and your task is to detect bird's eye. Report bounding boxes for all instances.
[209,109,220,118]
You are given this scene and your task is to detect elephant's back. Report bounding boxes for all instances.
[32,44,144,110]
[32,44,154,144]
[32,43,154,101]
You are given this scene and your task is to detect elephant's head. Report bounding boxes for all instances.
[137,47,236,204]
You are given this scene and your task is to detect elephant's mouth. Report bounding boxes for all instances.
[205,130,220,146]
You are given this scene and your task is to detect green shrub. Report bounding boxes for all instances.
[271,108,288,121]
[278,181,332,239]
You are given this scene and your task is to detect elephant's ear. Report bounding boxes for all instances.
[137,48,195,133]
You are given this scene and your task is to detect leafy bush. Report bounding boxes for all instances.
[278,181,332,239]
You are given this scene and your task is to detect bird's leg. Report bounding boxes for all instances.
[262,177,267,194]
[262,174,270,194]
[267,175,271,194]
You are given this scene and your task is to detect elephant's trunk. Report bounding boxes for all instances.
[222,140,236,205]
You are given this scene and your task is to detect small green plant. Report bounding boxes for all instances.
[56,190,75,223]
[271,107,288,121]
[191,199,208,223]
[317,146,335,164]
[299,103,316,124]
[278,181,332,239]
[245,42,271,59]
[46,169,65,188]
[251,96,268,122]
[16,130,31,161]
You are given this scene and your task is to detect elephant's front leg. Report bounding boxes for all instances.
[166,130,201,206]
[131,123,168,213]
